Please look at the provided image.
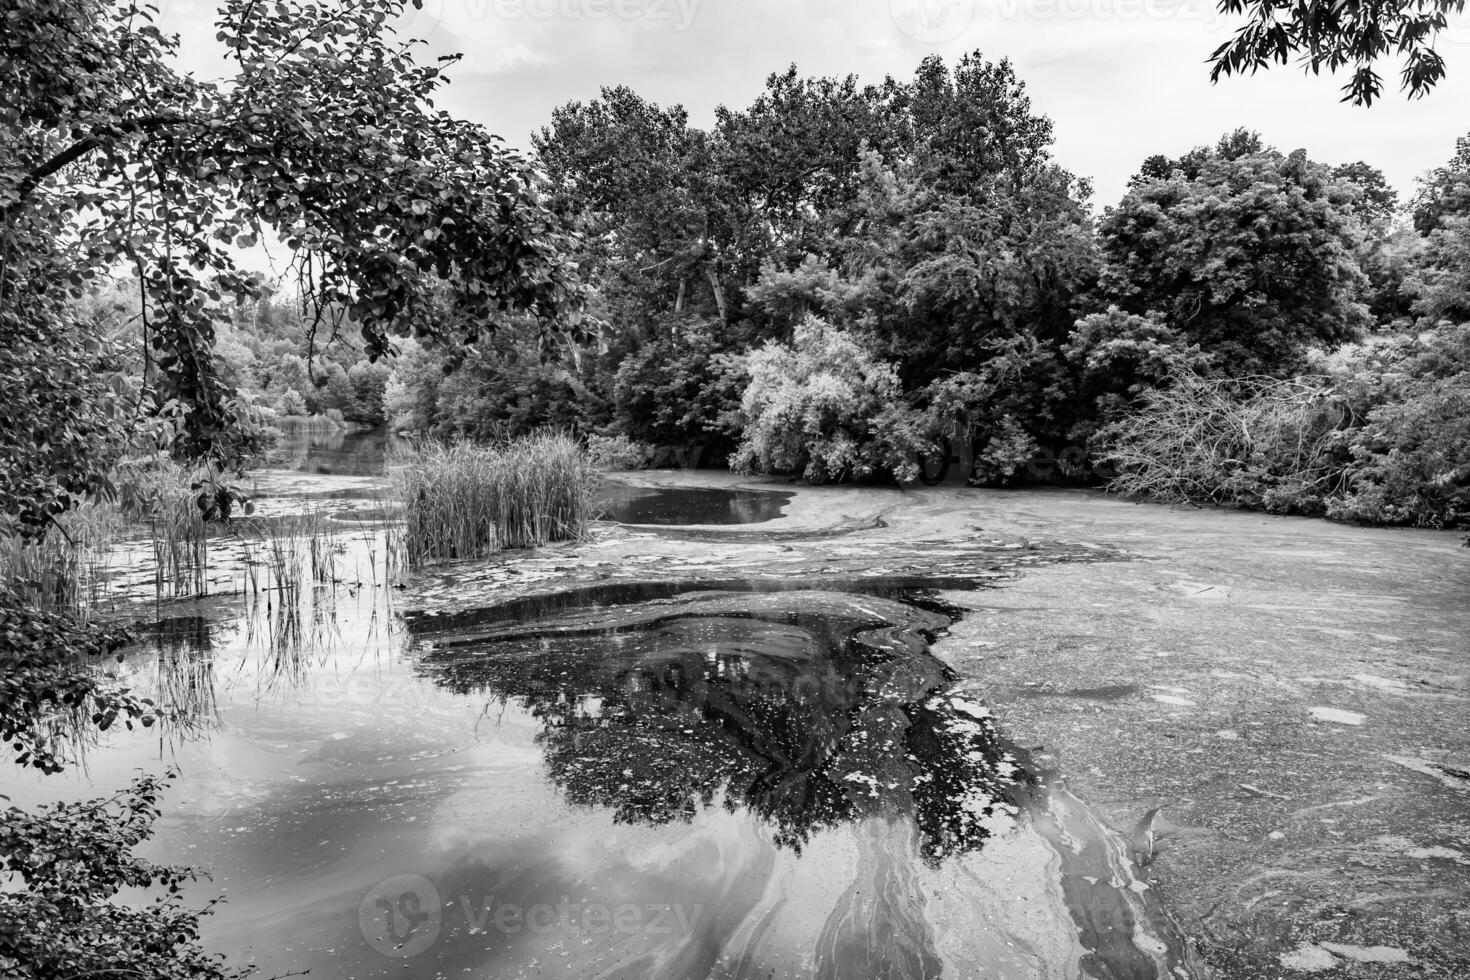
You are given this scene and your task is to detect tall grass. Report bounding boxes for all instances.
[237,511,341,597]
[113,454,212,597]
[390,432,599,564]
[0,503,120,620]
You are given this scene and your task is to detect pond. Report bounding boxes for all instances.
[4,439,1202,979]
[264,429,792,526]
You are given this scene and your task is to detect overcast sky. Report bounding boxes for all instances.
[158,0,1470,208]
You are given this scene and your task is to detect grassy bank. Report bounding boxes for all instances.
[390,432,598,564]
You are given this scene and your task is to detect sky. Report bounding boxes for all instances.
[156,0,1470,209]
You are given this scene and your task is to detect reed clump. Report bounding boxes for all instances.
[113,454,213,597]
[0,503,119,620]
[390,432,598,564]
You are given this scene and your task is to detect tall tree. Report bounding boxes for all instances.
[2,0,586,526]
[1411,132,1470,234]
[1100,146,1370,375]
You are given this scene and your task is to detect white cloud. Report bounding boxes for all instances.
[156,0,1470,205]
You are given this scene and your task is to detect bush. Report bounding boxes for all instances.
[586,433,655,471]
[0,770,243,980]
[1104,374,1348,513]
[389,433,600,563]
[610,317,745,447]
[730,317,929,483]
[1326,375,1470,525]
[1104,323,1470,528]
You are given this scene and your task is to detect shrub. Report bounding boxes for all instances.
[276,387,309,417]
[1104,324,1470,528]
[586,433,655,471]
[390,432,599,563]
[610,317,746,447]
[1103,374,1349,513]
[731,316,929,483]
[0,771,243,979]
[972,415,1040,485]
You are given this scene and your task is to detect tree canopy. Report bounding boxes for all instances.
[1208,0,1467,105]
[1,0,587,527]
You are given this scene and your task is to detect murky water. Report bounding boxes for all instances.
[265,426,393,476]
[264,429,792,527]
[4,445,1204,980]
[596,481,793,526]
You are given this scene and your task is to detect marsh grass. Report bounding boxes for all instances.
[237,511,342,598]
[390,432,598,564]
[0,503,120,620]
[113,455,214,597]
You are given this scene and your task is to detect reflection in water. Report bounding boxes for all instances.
[148,617,221,737]
[416,589,1021,864]
[20,460,1205,980]
[265,426,392,476]
[596,482,793,526]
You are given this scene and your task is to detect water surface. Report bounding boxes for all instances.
[596,481,793,526]
[4,452,1201,979]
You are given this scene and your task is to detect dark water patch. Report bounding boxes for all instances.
[412,589,1019,864]
[401,584,1205,979]
[631,513,889,542]
[596,481,793,526]
[403,575,991,638]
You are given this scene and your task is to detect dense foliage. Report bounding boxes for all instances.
[0,3,586,977]
[731,317,929,483]
[1207,0,1466,104]
[0,771,244,980]
[1099,143,1370,376]
[1107,325,1470,527]
[2,0,585,511]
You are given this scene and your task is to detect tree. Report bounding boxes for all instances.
[610,316,745,449]
[1332,160,1400,226]
[1099,146,1370,375]
[534,87,732,326]
[2,0,586,518]
[1207,0,1465,105]
[1411,133,1470,234]
[1405,215,1470,323]
[1131,128,1265,185]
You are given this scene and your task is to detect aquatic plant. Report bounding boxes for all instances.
[113,454,217,598]
[390,432,598,563]
[0,502,119,620]
[236,510,341,596]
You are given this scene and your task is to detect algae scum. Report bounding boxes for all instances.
[8,439,1204,979]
